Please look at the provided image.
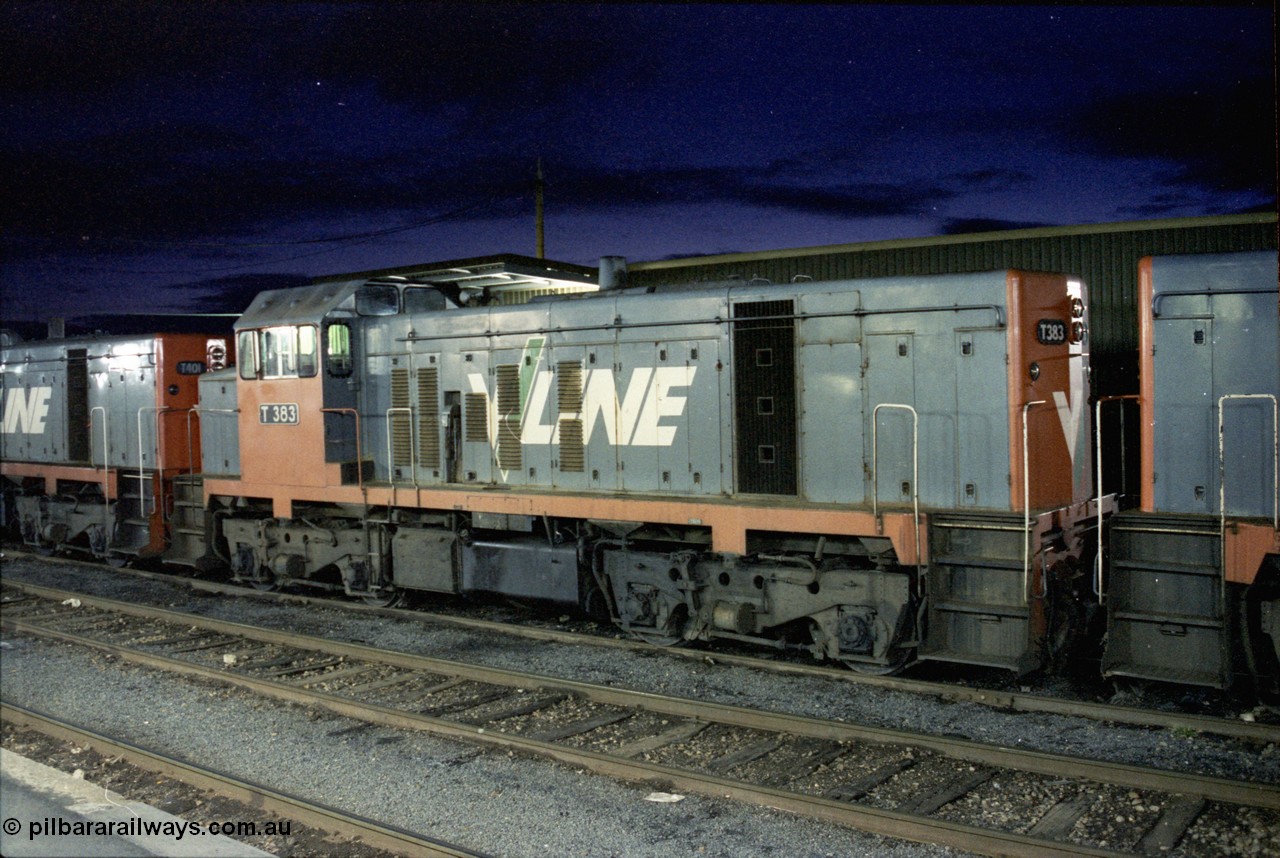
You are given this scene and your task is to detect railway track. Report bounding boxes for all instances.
[3,580,1276,857]
[4,550,1274,743]
[0,701,484,858]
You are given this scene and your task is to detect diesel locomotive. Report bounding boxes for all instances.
[2,251,1276,689]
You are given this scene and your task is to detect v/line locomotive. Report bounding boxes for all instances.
[2,252,1276,691]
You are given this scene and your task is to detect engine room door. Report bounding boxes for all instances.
[322,318,359,469]
[865,332,917,507]
[732,299,797,495]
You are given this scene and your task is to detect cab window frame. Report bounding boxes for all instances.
[238,325,319,380]
[237,330,258,380]
[326,321,353,378]
[355,284,399,316]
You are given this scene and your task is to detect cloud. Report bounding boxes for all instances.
[167,273,312,314]
[1069,76,1275,198]
[941,217,1052,235]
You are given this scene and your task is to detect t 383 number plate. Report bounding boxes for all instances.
[259,403,299,424]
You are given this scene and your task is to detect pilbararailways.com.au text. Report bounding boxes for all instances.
[6,815,292,841]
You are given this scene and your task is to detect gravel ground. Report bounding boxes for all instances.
[1,635,961,858]
[4,556,1274,784]
[3,554,1279,856]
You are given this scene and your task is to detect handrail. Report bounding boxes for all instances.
[89,406,111,545]
[1022,400,1047,603]
[400,303,1006,343]
[1093,395,1140,602]
[1151,287,1276,318]
[870,403,921,566]
[136,407,175,522]
[385,406,419,505]
[186,407,240,476]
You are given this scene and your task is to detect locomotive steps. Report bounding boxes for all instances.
[3,581,1276,857]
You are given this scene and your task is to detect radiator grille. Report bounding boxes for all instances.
[390,368,412,467]
[558,419,585,472]
[464,393,489,442]
[557,361,585,472]
[495,364,523,470]
[417,367,441,468]
[557,361,584,412]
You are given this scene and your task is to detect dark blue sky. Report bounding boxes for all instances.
[2,3,1274,320]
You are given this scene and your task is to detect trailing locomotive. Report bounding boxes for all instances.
[0,332,230,563]
[182,262,1100,676]
[1101,251,1279,692]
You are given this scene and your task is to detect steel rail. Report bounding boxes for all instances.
[4,552,1275,743]
[0,701,486,858]
[2,613,1118,858]
[2,580,1276,812]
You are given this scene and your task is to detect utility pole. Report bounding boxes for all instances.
[535,158,545,259]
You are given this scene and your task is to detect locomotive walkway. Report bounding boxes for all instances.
[3,580,1276,857]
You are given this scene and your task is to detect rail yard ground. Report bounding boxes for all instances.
[2,553,1278,857]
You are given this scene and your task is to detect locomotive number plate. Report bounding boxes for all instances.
[1035,319,1068,345]
[259,403,299,424]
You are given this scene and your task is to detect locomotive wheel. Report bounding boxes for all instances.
[361,591,404,608]
[579,580,611,622]
[105,554,130,569]
[635,630,686,648]
[842,648,912,676]
[632,607,689,647]
[249,580,278,592]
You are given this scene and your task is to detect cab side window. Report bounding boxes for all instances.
[355,284,398,316]
[297,325,318,378]
[237,330,257,380]
[327,323,352,377]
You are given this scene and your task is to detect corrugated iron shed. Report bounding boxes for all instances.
[627,213,1278,393]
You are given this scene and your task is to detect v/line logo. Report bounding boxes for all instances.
[1,386,53,434]
[466,338,698,448]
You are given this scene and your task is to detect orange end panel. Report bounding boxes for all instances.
[1005,271,1080,512]
[153,334,221,475]
[1225,522,1279,586]
[236,376,329,488]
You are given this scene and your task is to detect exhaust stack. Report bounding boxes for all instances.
[598,256,627,291]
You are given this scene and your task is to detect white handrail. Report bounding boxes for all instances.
[90,406,111,545]
[136,407,175,522]
[385,406,418,505]
[1092,395,1139,603]
[871,403,921,566]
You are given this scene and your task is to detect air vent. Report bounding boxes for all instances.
[557,361,583,412]
[417,367,441,468]
[557,361,585,472]
[390,368,412,467]
[559,419,585,472]
[495,364,522,470]
[464,393,489,442]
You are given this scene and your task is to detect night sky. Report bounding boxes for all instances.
[2,3,1274,322]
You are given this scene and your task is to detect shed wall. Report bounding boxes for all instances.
[627,215,1277,394]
